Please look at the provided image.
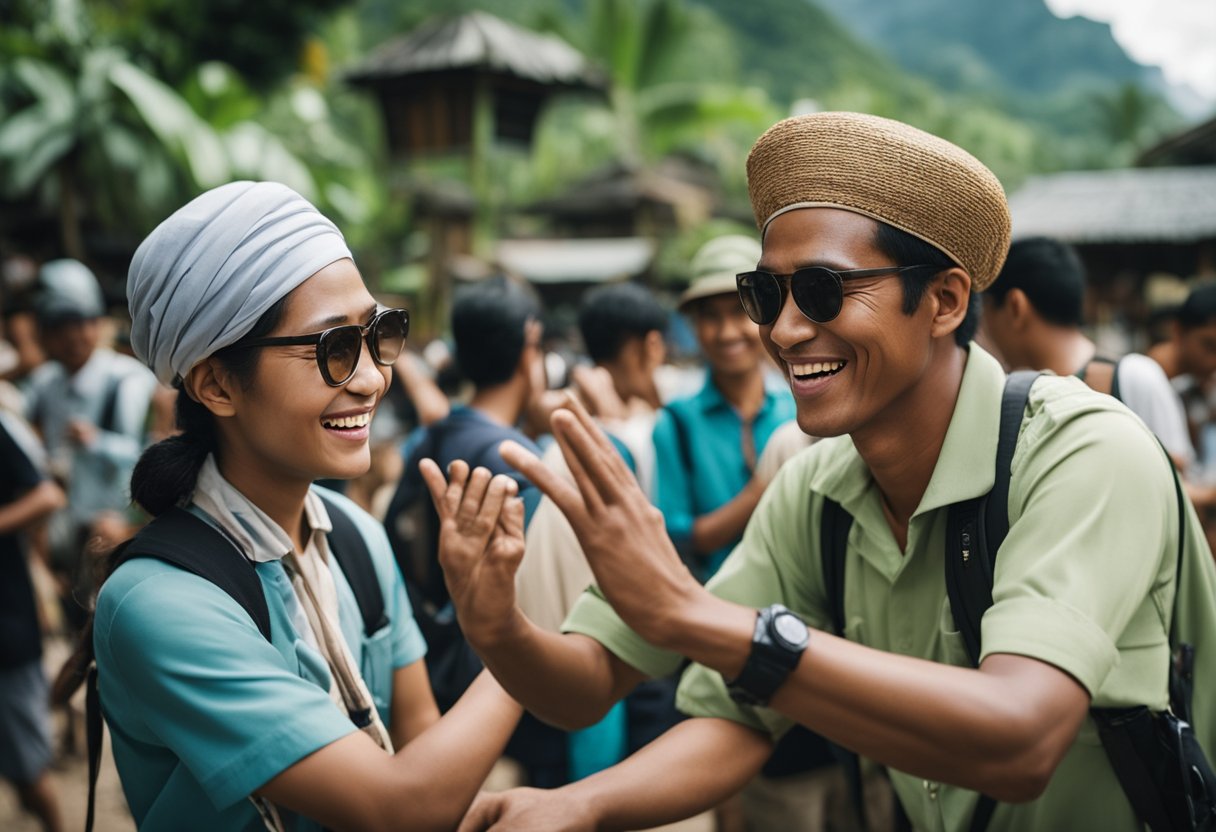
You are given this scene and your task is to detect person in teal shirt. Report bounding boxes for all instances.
[62,182,523,832]
[654,235,795,581]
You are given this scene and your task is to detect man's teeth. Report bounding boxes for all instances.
[791,361,844,377]
[322,413,371,429]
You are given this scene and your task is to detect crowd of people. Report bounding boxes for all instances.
[2,110,1215,832]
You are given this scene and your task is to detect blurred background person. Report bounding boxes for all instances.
[0,401,66,832]
[982,236,1195,470]
[382,280,566,788]
[22,260,157,639]
[654,234,794,584]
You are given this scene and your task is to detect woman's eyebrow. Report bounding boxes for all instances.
[306,303,379,330]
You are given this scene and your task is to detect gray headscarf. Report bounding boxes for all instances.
[127,181,352,386]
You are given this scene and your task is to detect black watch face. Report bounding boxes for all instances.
[772,612,808,648]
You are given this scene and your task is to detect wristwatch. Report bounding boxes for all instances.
[725,604,810,706]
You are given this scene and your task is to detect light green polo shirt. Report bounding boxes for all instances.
[564,345,1216,832]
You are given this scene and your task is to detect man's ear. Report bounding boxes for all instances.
[1004,288,1036,330]
[184,359,238,418]
[929,268,972,340]
[642,329,667,368]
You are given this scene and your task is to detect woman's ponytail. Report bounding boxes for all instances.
[130,393,215,517]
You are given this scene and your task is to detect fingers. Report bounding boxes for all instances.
[562,392,621,458]
[550,412,607,514]
[551,407,633,504]
[456,466,494,525]
[456,792,501,832]
[499,440,590,527]
[498,496,525,540]
[419,458,450,514]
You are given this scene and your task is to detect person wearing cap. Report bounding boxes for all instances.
[656,234,794,583]
[23,259,158,632]
[56,182,523,831]
[423,112,1216,832]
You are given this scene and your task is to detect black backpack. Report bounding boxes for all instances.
[820,371,1216,832]
[84,491,386,832]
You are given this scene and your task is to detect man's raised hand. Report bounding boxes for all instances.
[498,395,701,646]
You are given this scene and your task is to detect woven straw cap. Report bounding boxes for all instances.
[747,112,1011,291]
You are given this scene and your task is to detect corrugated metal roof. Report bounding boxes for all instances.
[1138,114,1216,167]
[345,11,605,89]
[496,238,655,284]
[1008,166,1216,244]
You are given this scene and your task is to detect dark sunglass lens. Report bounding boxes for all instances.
[321,327,361,385]
[372,310,408,365]
[791,268,842,323]
[738,273,782,324]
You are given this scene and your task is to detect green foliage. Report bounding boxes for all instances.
[90,0,357,91]
[0,1,228,255]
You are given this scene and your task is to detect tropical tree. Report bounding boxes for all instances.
[0,0,231,258]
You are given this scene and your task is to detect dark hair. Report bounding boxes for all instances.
[451,284,540,388]
[578,283,668,364]
[129,297,289,517]
[984,237,1085,327]
[873,222,978,346]
[54,296,290,706]
[1177,284,1216,329]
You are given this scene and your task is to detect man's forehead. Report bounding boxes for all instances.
[758,208,881,270]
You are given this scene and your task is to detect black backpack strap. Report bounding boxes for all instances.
[819,496,871,823]
[318,491,389,636]
[85,664,102,832]
[97,372,125,435]
[819,496,853,640]
[945,370,1039,832]
[983,370,1040,556]
[88,510,270,831]
[115,508,271,639]
[944,371,1038,667]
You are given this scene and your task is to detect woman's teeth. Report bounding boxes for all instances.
[322,413,371,429]
[791,361,845,379]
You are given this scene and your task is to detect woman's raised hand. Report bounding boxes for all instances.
[418,459,525,647]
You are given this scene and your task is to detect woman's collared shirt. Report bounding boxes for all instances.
[94,464,425,831]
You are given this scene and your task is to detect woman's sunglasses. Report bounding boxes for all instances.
[236,307,410,386]
[735,265,939,325]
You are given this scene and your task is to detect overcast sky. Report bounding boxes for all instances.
[1045,0,1216,103]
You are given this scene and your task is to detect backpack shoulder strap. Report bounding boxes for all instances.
[944,370,1039,667]
[1077,355,1123,403]
[318,491,389,637]
[819,495,854,639]
[88,509,271,832]
[97,372,125,435]
[945,370,1039,832]
[664,403,696,479]
[115,508,272,639]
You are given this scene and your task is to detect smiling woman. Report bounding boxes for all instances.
[53,182,523,832]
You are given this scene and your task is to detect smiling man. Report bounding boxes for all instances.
[427,112,1216,832]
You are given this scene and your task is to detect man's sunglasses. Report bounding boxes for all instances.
[236,307,410,386]
[735,265,940,325]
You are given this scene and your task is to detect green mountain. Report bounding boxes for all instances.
[813,0,1158,97]
[687,0,908,104]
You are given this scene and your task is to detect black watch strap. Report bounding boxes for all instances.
[725,604,809,706]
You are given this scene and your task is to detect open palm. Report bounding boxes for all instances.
[419,459,525,646]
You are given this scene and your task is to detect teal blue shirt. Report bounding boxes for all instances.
[653,371,794,580]
[93,487,426,831]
